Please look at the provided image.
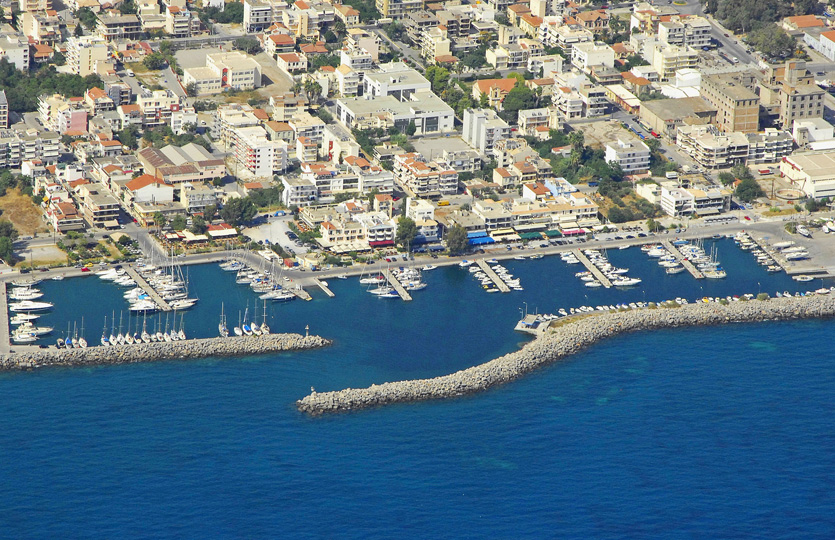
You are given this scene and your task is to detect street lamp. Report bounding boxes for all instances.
[523,301,528,317]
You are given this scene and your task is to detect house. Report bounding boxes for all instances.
[472,78,518,109]
[276,52,308,73]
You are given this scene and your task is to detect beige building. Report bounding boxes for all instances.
[376,0,423,19]
[639,97,717,139]
[650,42,698,81]
[699,71,760,134]
[760,61,825,129]
[183,51,261,96]
[66,36,109,77]
[779,151,835,199]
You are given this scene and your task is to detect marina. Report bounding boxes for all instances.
[382,269,413,301]
[475,260,511,293]
[571,249,612,288]
[661,240,705,279]
[123,266,173,312]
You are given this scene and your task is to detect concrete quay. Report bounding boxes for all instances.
[0,333,331,372]
[124,266,173,311]
[314,278,335,298]
[382,269,412,301]
[297,294,835,415]
[662,240,704,279]
[0,282,9,354]
[475,260,510,292]
[571,249,612,288]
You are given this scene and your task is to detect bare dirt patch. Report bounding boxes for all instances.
[0,189,46,235]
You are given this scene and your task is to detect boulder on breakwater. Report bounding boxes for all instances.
[0,333,331,372]
[297,295,835,415]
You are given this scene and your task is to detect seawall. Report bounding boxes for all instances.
[297,295,835,415]
[0,333,331,372]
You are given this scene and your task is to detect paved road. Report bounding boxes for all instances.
[674,0,756,66]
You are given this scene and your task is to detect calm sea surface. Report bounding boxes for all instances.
[1,238,835,538]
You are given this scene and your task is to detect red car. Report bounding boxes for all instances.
[743,216,751,221]
[81,267,90,272]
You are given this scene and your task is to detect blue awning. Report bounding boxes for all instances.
[467,231,488,238]
[469,236,496,245]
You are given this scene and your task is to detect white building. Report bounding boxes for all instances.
[462,108,511,155]
[66,36,108,77]
[183,51,261,96]
[0,35,30,71]
[281,176,317,207]
[604,136,651,173]
[362,62,431,99]
[660,185,731,217]
[231,125,284,177]
[336,91,454,135]
[780,151,835,199]
[571,41,615,72]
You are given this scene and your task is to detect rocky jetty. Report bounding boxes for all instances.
[297,295,835,415]
[0,333,331,372]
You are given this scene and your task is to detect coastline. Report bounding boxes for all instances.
[0,333,331,372]
[296,294,835,415]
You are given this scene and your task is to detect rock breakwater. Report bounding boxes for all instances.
[0,333,331,372]
[297,295,835,415]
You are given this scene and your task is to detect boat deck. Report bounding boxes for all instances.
[662,241,704,279]
[475,260,511,293]
[124,267,172,311]
[571,249,612,288]
[382,269,412,301]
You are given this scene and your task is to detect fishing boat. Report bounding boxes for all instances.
[51,274,65,281]
[797,225,812,238]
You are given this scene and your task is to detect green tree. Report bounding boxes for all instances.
[203,204,217,220]
[445,225,469,255]
[171,214,187,231]
[746,27,796,59]
[76,7,98,30]
[234,37,261,55]
[735,178,765,202]
[499,84,536,123]
[73,24,84,37]
[395,216,418,249]
[0,236,13,264]
[366,187,380,205]
[406,120,417,136]
[52,51,66,66]
[220,197,257,226]
[190,215,208,234]
[143,52,167,70]
[303,79,322,104]
[117,125,139,150]
[153,211,167,229]
[119,0,137,14]
[718,171,736,185]
[0,219,19,241]
[731,162,754,181]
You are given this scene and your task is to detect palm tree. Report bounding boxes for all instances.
[568,130,585,154]
[304,79,322,105]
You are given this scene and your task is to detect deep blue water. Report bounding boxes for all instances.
[2,238,835,538]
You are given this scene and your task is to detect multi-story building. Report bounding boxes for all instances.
[20,12,61,45]
[700,71,760,133]
[0,35,30,71]
[18,0,51,12]
[571,41,615,72]
[0,90,8,129]
[363,62,431,99]
[660,185,732,217]
[336,65,360,97]
[288,111,325,143]
[336,91,454,135]
[165,6,195,38]
[676,125,750,169]
[518,108,560,137]
[270,93,307,122]
[77,183,122,227]
[393,152,458,196]
[281,176,318,207]
[96,13,142,41]
[472,78,518,110]
[462,108,511,155]
[345,155,395,193]
[230,125,284,177]
[183,51,261,95]
[276,52,308,73]
[243,0,274,32]
[760,61,825,129]
[649,42,698,81]
[38,94,88,134]
[658,16,711,49]
[66,36,109,77]
[137,143,226,185]
[137,90,180,129]
[340,46,374,73]
[746,128,794,164]
[604,136,651,173]
[376,0,424,19]
[579,84,607,117]
[0,126,60,168]
[213,104,261,149]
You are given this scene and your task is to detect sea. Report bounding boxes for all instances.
[2,238,835,538]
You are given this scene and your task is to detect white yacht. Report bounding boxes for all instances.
[9,300,53,312]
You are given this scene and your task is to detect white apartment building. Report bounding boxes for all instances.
[281,176,318,207]
[604,136,651,173]
[649,42,698,81]
[137,90,180,129]
[660,185,732,217]
[462,108,511,155]
[394,152,459,196]
[336,65,360,97]
[658,16,711,49]
[231,125,284,177]
[0,35,30,71]
[183,52,261,96]
[244,0,275,32]
[336,91,454,135]
[0,127,60,168]
[340,47,374,73]
[571,41,615,72]
[362,62,431,99]
[66,36,108,77]
[0,91,7,129]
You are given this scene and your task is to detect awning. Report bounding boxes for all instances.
[514,223,546,231]
[519,232,543,240]
[428,244,445,251]
[492,233,521,242]
[695,207,721,215]
[369,240,395,247]
[467,231,489,238]
[544,229,562,237]
[469,236,496,245]
[103,220,120,229]
[561,228,587,236]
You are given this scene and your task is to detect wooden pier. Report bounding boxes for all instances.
[382,269,412,301]
[314,278,335,298]
[662,241,704,279]
[0,282,10,354]
[571,249,612,288]
[475,260,510,292]
[124,266,172,311]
